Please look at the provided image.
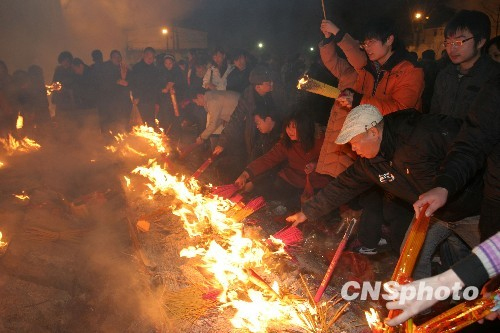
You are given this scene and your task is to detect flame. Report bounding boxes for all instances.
[131,125,168,154]
[0,231,8,256]
[0,232,7,247]
[124,176,131,188]
[16,113,23,129]
[0,161,4,168]
[14,191,30,200]
[112,126,345,332]
[365,308,385,332]
[0,134,41,155]
[297,75,308,89]
[45,82,62,96]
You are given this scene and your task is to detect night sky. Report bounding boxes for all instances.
[0,0,456,75]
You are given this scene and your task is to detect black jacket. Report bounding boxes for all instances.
[218,85,282,163]
[430,55,500,120]
[303,109,483,222]
[129,60,159,104]
[435,74,500,205]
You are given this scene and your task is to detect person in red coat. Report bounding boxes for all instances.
[235,108,331,210]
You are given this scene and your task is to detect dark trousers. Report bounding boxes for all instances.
[357,188,413,252]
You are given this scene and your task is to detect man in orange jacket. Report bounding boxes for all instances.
[317,17,425,254]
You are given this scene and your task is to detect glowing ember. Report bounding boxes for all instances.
[14,191,30,200]
[0,134,41,155]
[124,176,131,188]
[0,231,8,256]
[16,113,23,129]
[45,81,62,96]
[0,161,4,168]
[365,308,385,333]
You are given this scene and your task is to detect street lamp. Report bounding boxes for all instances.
[415,12,422,20]
[161,27,169,50]
[310,47,314,51]
[258,42,264,49]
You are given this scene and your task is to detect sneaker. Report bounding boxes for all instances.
[354,246,378,255]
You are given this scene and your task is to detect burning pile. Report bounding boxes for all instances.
[0,134,41,156]
[109,125,350,332]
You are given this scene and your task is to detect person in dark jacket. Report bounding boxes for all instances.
[430,10,500,120]
[226,49,251,93]
[214,64,284,164]
[286,104,483,278]
[415,74,500,242]
[157,53,186,138]
[51,51,75,119]
[97,50,131,134]
[235,109,330,209]
[129,47,159,126]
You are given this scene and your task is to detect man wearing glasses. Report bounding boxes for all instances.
[430,10,500,120]
[316,17,424,255]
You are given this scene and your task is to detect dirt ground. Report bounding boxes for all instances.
[0,116,400,333]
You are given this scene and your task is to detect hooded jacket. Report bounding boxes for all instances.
[303,110,483,222]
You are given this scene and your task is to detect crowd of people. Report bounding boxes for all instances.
[1,8,499,327]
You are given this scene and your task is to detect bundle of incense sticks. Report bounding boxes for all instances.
[271,226,304,247]
[385,204,431,331]
[192,155,216,179]
[229,193,243,204]
[229,196,266,222]
[211,184,240,199]
[415,289,500,333]
[297,75,341,99]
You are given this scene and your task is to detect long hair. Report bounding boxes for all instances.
[282,109,316,152]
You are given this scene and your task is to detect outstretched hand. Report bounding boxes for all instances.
[385,269,464,326]
[286,211,307,226]
[414,187,448,217]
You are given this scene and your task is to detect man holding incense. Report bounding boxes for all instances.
[286,104,483,279]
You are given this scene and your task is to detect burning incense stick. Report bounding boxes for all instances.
[297,75,341,99]
[314,218,357,303]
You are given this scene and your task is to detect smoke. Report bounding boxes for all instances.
[0,0,202,81]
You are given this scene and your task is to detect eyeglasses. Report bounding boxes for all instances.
[360,39,379,49]
[443,36,474,48]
